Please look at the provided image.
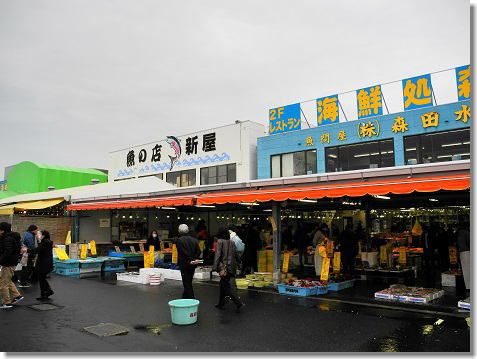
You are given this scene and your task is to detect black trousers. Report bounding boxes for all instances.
[218,275,241,307]
[180,268,196,299]
[38,272,52,296]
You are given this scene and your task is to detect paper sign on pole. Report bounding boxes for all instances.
[398,247,407,266]
[80,244,88,260]
[172,244,178,264]
[130,246,136,253]
[333,252,341,273]
[326,241,334,256]
[54,247,70,261]
[448,246,458,265]
[269,216,277,232]
[89,240,97,257]
[65,231,71,246]
[282,252,291,273]
[320,257,331,281]
[143,252,150,268]
[380,245,387,265]
[139,243,145,252]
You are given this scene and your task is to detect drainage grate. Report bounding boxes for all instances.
[29,303,59,311]
[83,323,129,337]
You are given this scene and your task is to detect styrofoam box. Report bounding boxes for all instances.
[143,268,182,281]
[140,268,163,276]
[375,292,392,300]
[458,300,471,310]
[116,272,150,284]
[441,273,457,287]
[194,271,211,280]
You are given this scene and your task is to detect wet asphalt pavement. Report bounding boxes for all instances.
[0,274,470,352]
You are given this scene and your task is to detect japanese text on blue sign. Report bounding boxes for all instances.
[356,85,383,119]
[455,65,470,101]
[269,103,301,134]
[402,74,433,111]
[316,95,339,125]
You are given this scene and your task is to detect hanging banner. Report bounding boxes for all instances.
[455,65,471,101]
[316,95,340,125]
[89,240,97,257]
[269,103,301,135]
[149,245,155,267]
[80,244,88,260]
[143,252,150,268]
[398,247,407,266]
[402,74,433,111]
[448,246,458,265]
[380,245,387,265]
[356,85,383,119]
[320,257,331,281]
[172,244,178,264]
[282,252,291,273]
[333,252,341,273]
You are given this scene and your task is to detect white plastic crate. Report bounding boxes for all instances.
[116,272,150,284]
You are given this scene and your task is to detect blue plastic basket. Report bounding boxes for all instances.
[103,264,126,272]
[315,285,329,295]
[277,284,317,297]
[55,267,80,276]
[327,279,355,292]
[168,299,200,325]
[79,261,103,269]
[53,259,80,269]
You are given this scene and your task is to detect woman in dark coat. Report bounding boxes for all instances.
[33,230,54,300]
[213,228,244,312]
[146,230,160,251]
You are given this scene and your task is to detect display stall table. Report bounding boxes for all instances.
[358,267,415,286]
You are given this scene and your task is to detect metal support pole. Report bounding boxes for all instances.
[73,211,80,243]
[272,201,282,285]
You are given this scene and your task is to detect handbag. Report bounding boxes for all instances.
[218,240,232,277]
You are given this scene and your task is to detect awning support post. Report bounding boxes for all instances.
[272,201,282,285]
[73,211,80,243]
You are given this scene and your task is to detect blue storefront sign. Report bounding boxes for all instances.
[316,95,339,125]
[402,74,433,111]
[455,65,471,101]
[269,103,301,135]
[356,85,383,119]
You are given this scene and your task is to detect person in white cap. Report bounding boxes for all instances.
[175,224,201,299]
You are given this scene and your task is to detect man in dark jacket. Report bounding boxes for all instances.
[0,222,23,309]
[175,224,201,299]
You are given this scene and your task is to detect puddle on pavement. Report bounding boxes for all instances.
[134,324,172,335]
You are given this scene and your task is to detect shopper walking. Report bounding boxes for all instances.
[0,222,24,309]
[213,228,244,312]
[19,224,39,287]
[33,230,54,300]
[176,224,201,299]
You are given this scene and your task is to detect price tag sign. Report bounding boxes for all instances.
[172,244,178,264]
[89,240,97,257]
[282,252,291,273]
[380,245,387,265]
[149,245,155,267]
[114,246,121,253]
[398,247,407,266]
[448,246,458,265]
[80,244,88,260]
[139,243,145,252]
[143,252,150,268]
[54,247,70,260]
[333,252,341,273]
[129,246,136,253]
[320,257,331,281]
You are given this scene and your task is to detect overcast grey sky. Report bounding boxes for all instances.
[0,0,469,176]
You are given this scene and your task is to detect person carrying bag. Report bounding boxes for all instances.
[213,228,245,312]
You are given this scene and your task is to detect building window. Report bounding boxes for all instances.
[404,129,470,165]
[325,139,395,172]
[271,150,317,178]
[200,164,236,185]
[166,169,196,187]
